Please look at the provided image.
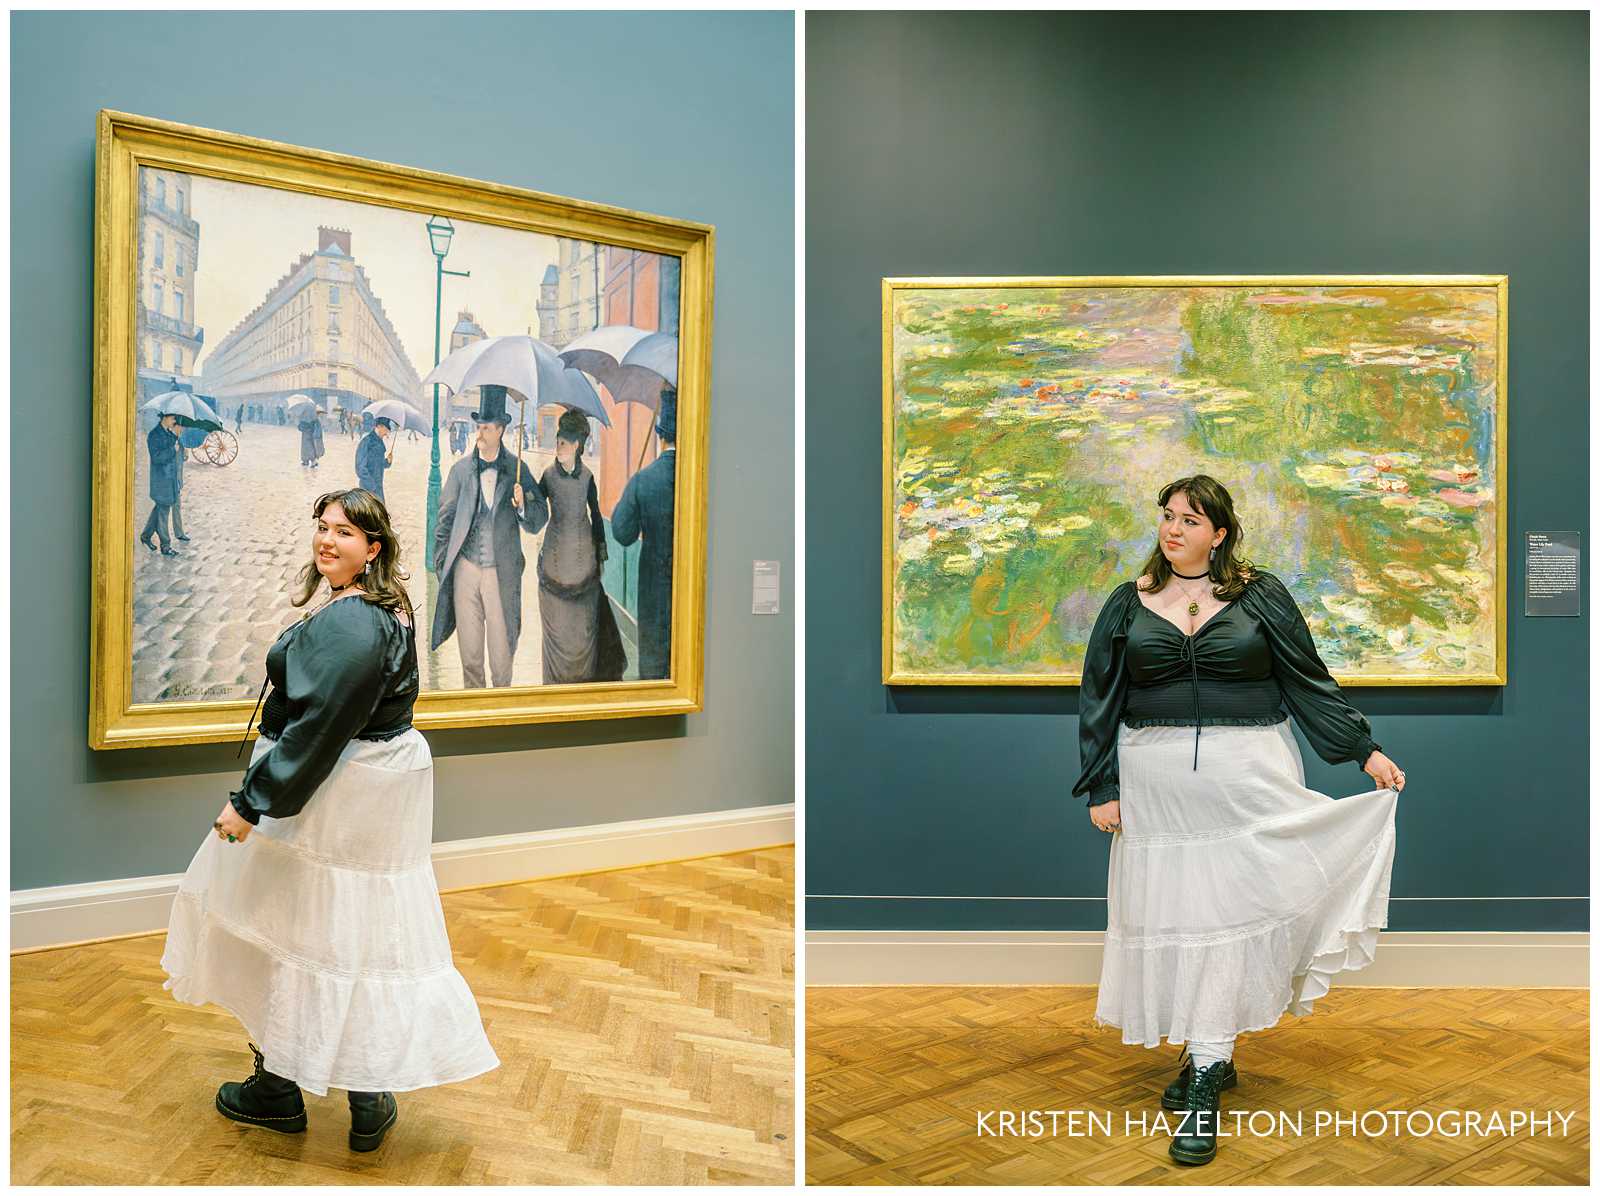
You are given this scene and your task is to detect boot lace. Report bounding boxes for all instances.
[242,1042,266,1091]
[1185,1060,1229,1111]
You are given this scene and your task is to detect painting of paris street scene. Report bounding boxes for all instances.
[886,280,1504,684]
[133,166,681,704]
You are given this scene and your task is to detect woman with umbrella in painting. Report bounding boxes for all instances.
[528,407,626,683]
[1075,474,1407,1167]
[160,487,498,1152]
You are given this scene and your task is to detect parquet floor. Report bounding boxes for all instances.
[12,847,794,1185]
[807,985,1587,1185]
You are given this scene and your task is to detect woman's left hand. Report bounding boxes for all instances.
[1363,749,1405,792]
[214,800,253,844]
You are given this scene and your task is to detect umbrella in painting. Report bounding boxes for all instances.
[284,394,320,422]
[362,398,429,433]
[420,334,610,427]
[559,325,678,411]
[142,390,220,422]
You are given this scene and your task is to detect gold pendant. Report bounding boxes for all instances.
[1188,602,1199,615]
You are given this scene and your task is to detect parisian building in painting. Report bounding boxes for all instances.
[137,168,205,401]
[444,309,487,425]
[199,226,421,420]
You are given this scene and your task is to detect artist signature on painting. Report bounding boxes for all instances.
[162,684,247,701]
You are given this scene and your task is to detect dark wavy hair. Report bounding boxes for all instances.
[291,488,414,621]
[1133,474,1259,602]
[556,407,591,467]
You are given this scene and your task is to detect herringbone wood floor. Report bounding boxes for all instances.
[807,985,1587,1185]
[12,846,794,1185]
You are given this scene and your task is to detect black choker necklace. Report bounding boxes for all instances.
[1171,567,1211,579]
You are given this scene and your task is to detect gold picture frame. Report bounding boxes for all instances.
[92,110,713,748]
[882,275,1508,687]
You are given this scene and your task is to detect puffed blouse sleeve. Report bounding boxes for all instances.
[228,600,391,825]
[1244,571,1381,772]
[1073,581,1138,806]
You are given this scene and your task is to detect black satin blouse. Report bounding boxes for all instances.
[228,596,419,825]
[1073,570,1382,807]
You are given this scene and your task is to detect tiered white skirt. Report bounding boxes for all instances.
[1095,719,1398,1048]
[161,729,501,1096]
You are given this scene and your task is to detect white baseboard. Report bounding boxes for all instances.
[806,930,1589,988]
[11,803,794,952]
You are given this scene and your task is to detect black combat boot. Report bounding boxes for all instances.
[215,1042,307,1133]
[1169,1059,1231,1165]
[1161,1044,1238,1110]
[347,1090,398,1152]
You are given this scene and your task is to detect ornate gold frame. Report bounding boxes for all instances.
[881,274,1509,687]
[91,110,714,748]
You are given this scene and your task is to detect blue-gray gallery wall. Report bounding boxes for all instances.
[11,11,794,890]
[806,11,1587,933]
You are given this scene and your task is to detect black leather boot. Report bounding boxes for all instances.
[348,1090,398,1152]
[215,1043,307,1133]
[1169,1059,1230,1165]
[1161,1045,1238,1111]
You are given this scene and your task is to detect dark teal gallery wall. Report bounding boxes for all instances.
[11,11,794,890]
[805,12,1586,932]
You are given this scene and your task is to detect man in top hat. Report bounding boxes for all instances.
[355,415,394,501]
[610,387,678,681]
[431,384,547,689]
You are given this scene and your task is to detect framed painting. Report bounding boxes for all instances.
[91,110,713,748]
[882,275,1507,687]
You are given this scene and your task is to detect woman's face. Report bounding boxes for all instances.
[314,502,379,588]
[556,437,579,468]
[1159,491,1224,569]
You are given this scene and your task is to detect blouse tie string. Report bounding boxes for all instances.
[1179,633,1201,770]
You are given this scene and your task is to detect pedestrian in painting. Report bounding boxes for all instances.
[430,386,546,689]
[138,412,182,556]
[527,407,627,684]
[162,488,499,1152]
[234,406,243,434]
[356,416,394,502]
[611,388,677,681]
[299,408,327,469]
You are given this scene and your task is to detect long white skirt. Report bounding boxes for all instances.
[161,728,501,1096]
[1094,719,1398,1048]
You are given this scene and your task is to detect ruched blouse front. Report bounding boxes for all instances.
[1073,570,1382,807]
[229,596,419,826]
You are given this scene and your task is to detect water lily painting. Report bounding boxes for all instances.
[882,276,1506,686]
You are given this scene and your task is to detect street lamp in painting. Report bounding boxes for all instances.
[424,214,469,571]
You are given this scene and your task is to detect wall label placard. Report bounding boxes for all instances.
[753,560,781,615]
[1526,532,1580,616]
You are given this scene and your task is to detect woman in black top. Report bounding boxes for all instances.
[161,488,498,1153]
[1075,475,1406,1167]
